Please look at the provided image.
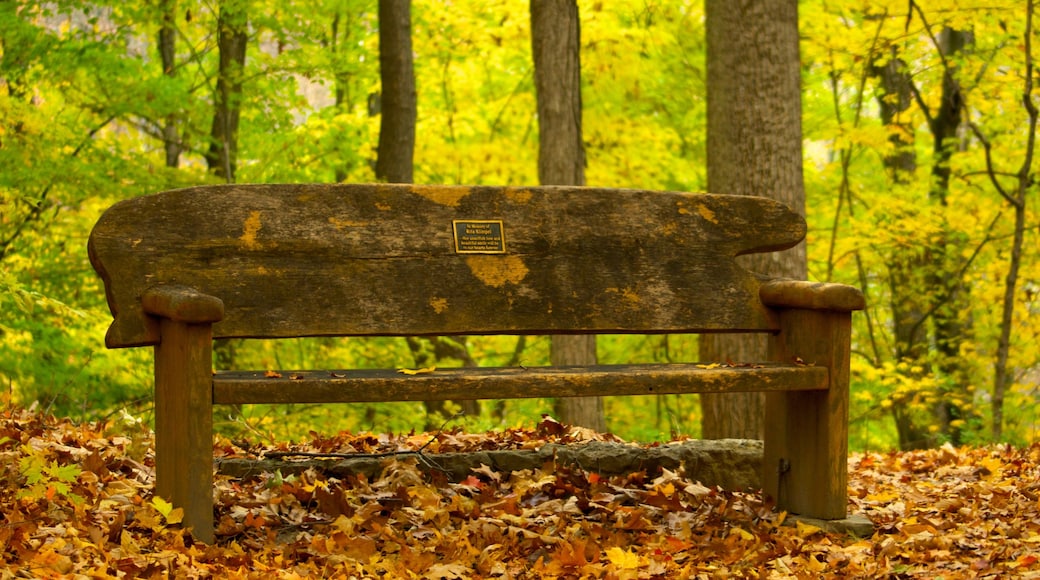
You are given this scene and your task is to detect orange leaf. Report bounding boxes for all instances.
[244,511,267,529]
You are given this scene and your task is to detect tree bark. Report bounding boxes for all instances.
[205,0,248,183]
[871,51,932,450]
[375,0,416,184]
[531,0,584,186]
[205,0,248,372]
[926,27,971,444]
[701,0,806,440]
[374,1,459,425]
[330,10,358,182]
[993,202,1027,440]
[530,0,604,432]
[989,1,1036,440]
[158,0,180,168]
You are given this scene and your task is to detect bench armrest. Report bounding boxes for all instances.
[142,285,225,324]
[760,280,865,312]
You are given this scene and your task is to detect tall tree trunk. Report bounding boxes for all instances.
[206,0,248,372]
[373,1,469,427]
[926,27,971,444]
[993,203,1028,440]
[205,1,248,183]
[530,0,604,432]
[375,0,415,184]
[701,0,806,440]
[330,10,359,182]
[988,1,1037,440]
[871,51,932,450]
[158,0,180,168]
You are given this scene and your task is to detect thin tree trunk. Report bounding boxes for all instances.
[530,0,604,432]
[926,27,971,444]
[205,1,248,183]
[372,1,470,426]
[331,10,357,182]
[158,0,180,168]
[871,51,932,450]
[993,203,1027,440]
[206,0,248,372]
[701,0,806,440]
[375,0,415,184]
[407,337,480,429]
[989,1,1036,439]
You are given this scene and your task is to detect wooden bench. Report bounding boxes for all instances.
[88,183,865,543]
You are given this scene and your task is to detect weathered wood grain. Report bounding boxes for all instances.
[212,363,830,405]
[142,285,224,324]
[88,184,806,348]
[760,280,866,312]
[154,318,215,543]
[764,308,853,520]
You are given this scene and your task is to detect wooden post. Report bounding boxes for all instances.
[764,308,852,520]
[154,319,215,543]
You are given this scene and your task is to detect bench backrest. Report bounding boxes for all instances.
[88,184,805,348]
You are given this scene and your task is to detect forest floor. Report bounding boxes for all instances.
[2,405,1040,579]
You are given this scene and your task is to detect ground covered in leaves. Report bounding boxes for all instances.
[3,407,1040,579]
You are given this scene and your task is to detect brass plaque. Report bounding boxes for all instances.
[452,220,506,254]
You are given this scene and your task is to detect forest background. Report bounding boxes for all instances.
[1,0,1037,452]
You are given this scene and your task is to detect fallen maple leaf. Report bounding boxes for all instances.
[6,404,1040,578]
[537,414,567,436]
[606,546,642,569]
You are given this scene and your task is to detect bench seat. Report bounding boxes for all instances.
[213,363,831,405]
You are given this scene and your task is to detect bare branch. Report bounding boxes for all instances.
[0,115,117,261]
[968,121,1017,205]
[1018,0,1038,185]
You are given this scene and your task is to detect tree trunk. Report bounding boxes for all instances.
[993,202,1027,440]
[205,1,248,183]
[990,2,1036,440]
[374,1,463,426]
[206,0,248,372]
[330,10,358,182]
[531,0,584,186]
[375,0,416,184]
[701,0,806,440]
[871,51,932,450]
[926,27,971,445]
[530,0,604,432]
[158,0,180,168]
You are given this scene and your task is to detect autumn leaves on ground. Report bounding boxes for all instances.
[3,406,1040,579]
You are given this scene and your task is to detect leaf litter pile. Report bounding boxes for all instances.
[3,407,1040,578]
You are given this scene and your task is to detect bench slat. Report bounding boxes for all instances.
[89,184,807,348]
[212,363,829,405]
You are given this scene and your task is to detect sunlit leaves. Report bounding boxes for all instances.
[802,0,1040,447]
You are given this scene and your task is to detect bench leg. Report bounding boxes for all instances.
[764,308,851,520]
[154,319,215,543]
